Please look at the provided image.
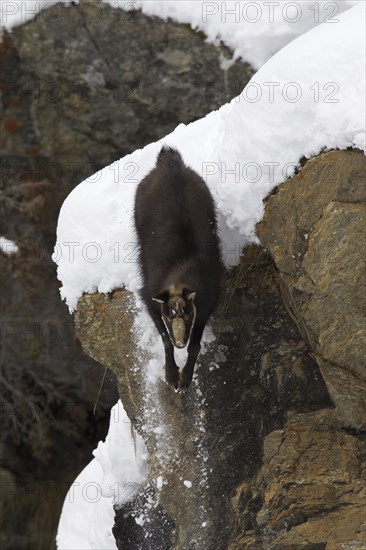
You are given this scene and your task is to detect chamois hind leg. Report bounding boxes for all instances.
[151,310,180,389]
[179,324,205,391]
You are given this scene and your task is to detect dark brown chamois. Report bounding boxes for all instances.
[134,146,222,390]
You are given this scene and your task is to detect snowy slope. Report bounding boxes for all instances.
[54,2,366,312]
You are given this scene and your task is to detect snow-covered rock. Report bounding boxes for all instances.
[54,2,365,311]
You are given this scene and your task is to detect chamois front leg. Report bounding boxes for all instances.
[162,332,180,389]
[179,324,205,391]
[151,311,179,389]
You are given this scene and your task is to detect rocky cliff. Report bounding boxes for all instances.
[2,2,365,548]
[75,149,366,549]
[1,2,253,548]
[257,149,366,432]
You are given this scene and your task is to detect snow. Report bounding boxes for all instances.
[135,513,145,526]
[1,1,359,69]
[56,400,147,550]
[0,236,18,255]
[92,401,147,499]
[156,475,164,490]
[56,458,117,550]
[54,2,366,312]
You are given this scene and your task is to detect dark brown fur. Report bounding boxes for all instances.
[134,146,222,390]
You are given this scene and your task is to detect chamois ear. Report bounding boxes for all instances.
[152,290,169,304]
[183,288,196,301]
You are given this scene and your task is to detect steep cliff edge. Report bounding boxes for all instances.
[74,149,366,549]
[1,3,253,548]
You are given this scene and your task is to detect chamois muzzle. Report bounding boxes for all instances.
[152,288,196,349]
[171,317,189,348]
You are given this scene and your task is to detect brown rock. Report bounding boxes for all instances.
[75,290,143,426]
[9,1,253,173]
[231,409,366,549]
[257,149,366,430]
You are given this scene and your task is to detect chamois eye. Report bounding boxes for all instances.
[170,307,177,317]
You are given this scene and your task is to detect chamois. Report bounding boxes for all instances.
[134,146,222,391]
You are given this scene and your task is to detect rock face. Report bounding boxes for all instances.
[5,0,253,176]
[1,3,253,548]
[257,149,366,431]
[230,408,366,549]
[75,150,366,549]
[75,245,331,549]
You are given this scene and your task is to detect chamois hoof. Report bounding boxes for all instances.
[178,373,192,392]
[175,384,188,395]
[165,367,180,390]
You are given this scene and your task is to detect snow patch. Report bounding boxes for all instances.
[57,401,147,549]
[0,236,18,255]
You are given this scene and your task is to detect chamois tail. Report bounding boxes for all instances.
[157,146,184,167]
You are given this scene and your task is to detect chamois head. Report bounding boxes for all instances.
[153,286,197,348]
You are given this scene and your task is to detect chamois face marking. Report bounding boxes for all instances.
[153,288,196,348]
